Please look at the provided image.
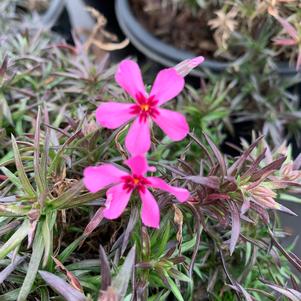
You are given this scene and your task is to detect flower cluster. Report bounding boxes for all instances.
[83,57,204,228]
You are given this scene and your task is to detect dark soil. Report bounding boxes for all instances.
[130,0,218,57]
[129,0,292,63]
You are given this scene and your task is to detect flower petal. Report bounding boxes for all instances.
[153,108,189,141]
[125,118,151,156]
[150,68,185,105]
[103,183,132,219]
[84,164,128,193]
[125,155,149,176]
[174,56,205,77]
[95,102,134,129]
[147,177,190,203]
[115,59,147,100]
[139,189,160,228]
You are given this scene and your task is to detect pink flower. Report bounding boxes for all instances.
[83,155,190,228]
[96,58,204,155]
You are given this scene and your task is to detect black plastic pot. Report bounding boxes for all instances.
[17,0,72,43]
[42,0,73,44]
[84,0,124,39]
[40,0,65,27]
[82,0,144,65]
[115,0,298,77]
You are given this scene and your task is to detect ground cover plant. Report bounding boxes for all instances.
[130,0,301,153]
[1,1,301,301]
[130,0,301,67]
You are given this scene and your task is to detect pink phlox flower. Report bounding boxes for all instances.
[96,57,204,156]
[83,155,190,228]
[272,13,301,70]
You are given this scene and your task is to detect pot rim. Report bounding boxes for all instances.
[116,0,299,76]
[41,0,65,28]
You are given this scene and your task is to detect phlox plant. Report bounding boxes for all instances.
[81,58,301,300]
[272,11,301,70]
[2,3,301,299]
[83,57,204,228]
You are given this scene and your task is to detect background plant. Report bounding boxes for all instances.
[0,1,301,301]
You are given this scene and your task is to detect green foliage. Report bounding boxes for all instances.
[0,1,300,301]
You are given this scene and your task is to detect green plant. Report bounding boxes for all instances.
[0,2,301,301]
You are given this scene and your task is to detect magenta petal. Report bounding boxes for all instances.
[95,102,134,129]
[115,60,147,100]
[103,183,132,219]
[125,118,151,156]
[139,189,160,228]
[125,155,149,176]
[83,164,128,193]
[154,108,189,141]
[150,68,185,105]
[147,177,190,203]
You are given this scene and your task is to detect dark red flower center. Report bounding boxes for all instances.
[130,92,160,122]
[121,174,150,193]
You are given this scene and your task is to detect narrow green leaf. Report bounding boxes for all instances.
[150,213,170,248]
[169,269,192,283]
[0,203,30,217]
[0,166,22,189]
[279,193,301,204]
[33,107,46,194]
[0,150,14,165]
[112,246,136,298]
[163,271,184,301]
[124,295,132,301]
[40,104,50,188]
[42,213,55,267]
[181,235,197,253]
[155,221,170,257]
[39,287,50,301]
[58,236,84,263]
[0,220,29,259]
[148,290,170,301]
[62,191,103,209]
[0,288,20,301]
[0,92,13,125]
[11,135,36,197]
[48,131,81,176]
[17,224,45,301]
[49,182,84,209]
